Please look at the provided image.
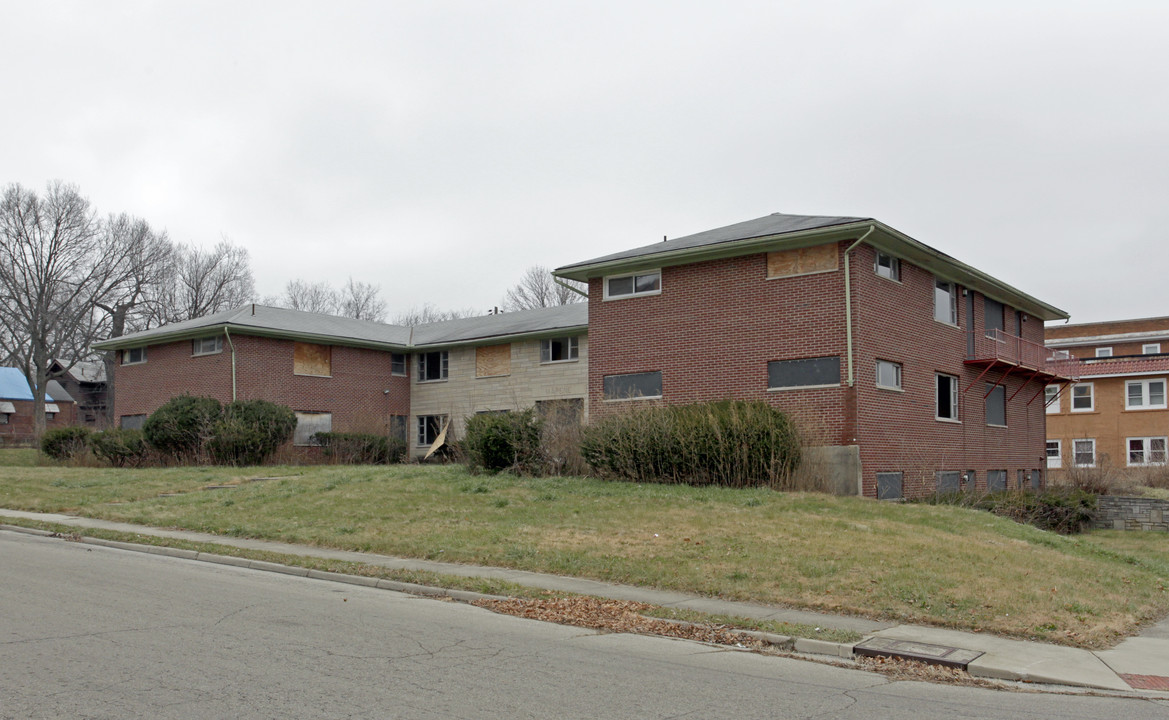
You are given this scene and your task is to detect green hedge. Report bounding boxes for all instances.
[208,400,297,466]
[40,426,92,461]
[143,395,223,459]
[89,428,149,467]
[463,409,543,474]
[580,400,801,489]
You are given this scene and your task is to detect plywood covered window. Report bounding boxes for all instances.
[294,412,332,446]
[766,244,837,279]
[294,342,332,377]
[476,344,511,377]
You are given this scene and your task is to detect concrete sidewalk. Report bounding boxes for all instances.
[3,509,1167,695]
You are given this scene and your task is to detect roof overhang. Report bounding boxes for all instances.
[92,324,414,354]
[0,401,14,414]
[412,324,588,351]
[554,220,1069,322]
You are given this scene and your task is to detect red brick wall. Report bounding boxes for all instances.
[850,244,1049,497]
[586,248,849,443]
[0,400,78,444]
[112,335,410,432]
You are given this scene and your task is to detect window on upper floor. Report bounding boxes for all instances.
[1071,383,1094,412]
[984,298,1004,339]
[476,344,511,378]
[391,353,407,376]
[1073,439,1096,467]
[768,357,841,390]
[767,245,838,279]
[1046,440,1061,469]
[1143,343,1162,354]
[122,347,147,365]
[293,342,331,377]
[604,270,660,300]
[936,373,959,421]
[1044,385,1061,414]
[934,279,958,325]
[1128,437,1168,466]
[192,335,223,356]
[874,252,900,281]
[418,351,448,382]
[1126,378,1167,410]
[985,383,1006,426]
[603,371,662,400]
[1095,347,1113,357]
[875,360,902,390]
[541,336,579,363]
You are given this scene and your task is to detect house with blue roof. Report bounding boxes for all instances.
[0,367,77,444]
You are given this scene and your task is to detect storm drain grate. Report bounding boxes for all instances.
[853,637,984,670]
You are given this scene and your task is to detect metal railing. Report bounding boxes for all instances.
[966,330,1080,380]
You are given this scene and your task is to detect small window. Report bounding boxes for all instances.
[874,252,900,281]
[603,371,662,400]
[934,279,958,325]
[1128,437,1168,467]
[605,270,660,299]
[875,360,902,390]
[45,412,56,421]
[417,414,447,446]
[119,414,147,430]
[1143,343,1161,355]
[987,470,1007,492]
[391,353,407,377]
[936,471,961,494]
[541,336,579,363]
[294,412,332,446]
[1073,439,1096,467]
[1030,470,1042,491]
[389,415,408,442]
[984,298,1004,339]
[1046,440,1061,469]
[936,373,959,421]
[768,357,841,390]
[985,383,1006,427]
[1126,379,1167,410]
[192,336,223,356]
[1044,385,1060,414]
[0,413,8,424]
[293,342,332,377]
[123,347,147,365]
[418,351,449,382]
[876,472,903,500]
[1071,383,1094,412]
[1095,347,1113,358]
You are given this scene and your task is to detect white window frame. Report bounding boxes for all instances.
[1127,436,1168,467]
[604,270,661,300]
[123,346,147,365]
[1046,440,1062,469]
[192,335,223,356]
[875,360,902,391]
[874,252,900,282]
[936,373,959,422]
[1143,343,1161,355]
[1072,438,1096,468]
[933,279,958,326]
[1071,383,1094,413]
[1044,385,1061,415]
[1095,347,1113,358]
[540,336,579,364]
[1125,378,1167,410]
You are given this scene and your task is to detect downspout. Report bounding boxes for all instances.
[554,277,588,298]
[843,225,876,386]
[224,328,237,401]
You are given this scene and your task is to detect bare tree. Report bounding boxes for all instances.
[155,238,256,324]
[282,278,339,315]
[0,182,142,437]
[502,265,585,311]
[338,277,387,322]
[390,303,477,326]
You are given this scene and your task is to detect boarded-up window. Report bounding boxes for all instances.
[936,471,961,494]
[476,344,511,377]
[876,472,902,500]
[768,357,840,389]
[987,470,1007,492]
[766,244,837,278]
[294,343,332,377]
[294,412,332,446]
[120,414,147,430]
[985,383,1006,426]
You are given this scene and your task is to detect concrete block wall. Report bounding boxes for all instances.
[1094,495,1169,532]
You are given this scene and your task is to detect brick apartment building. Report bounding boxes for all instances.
[0,367,78,445]
[1044,317,1169,473]
[96,212,1073,499]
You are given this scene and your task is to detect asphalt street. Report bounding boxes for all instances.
[2,531,1166,719]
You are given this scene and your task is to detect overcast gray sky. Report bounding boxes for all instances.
[3,1,1165,324]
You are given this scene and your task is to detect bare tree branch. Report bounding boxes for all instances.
[282,279,339,315]
[337,277,387,322]
[389,303,478,326]
[502,265,585,311]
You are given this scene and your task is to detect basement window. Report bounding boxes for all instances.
[119,414,146,430]
[876,472,903,500]
[294,412,332,446]
[987,470,1007,492]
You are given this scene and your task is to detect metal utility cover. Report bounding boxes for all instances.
[853,637,984,669]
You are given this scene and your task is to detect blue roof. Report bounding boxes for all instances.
[0,368,34,401]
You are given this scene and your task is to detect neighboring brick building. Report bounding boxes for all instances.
[554,213,1074,498]
[48,359,109,427]
[92,304,588,458]
[1044,317,1169,474]
[0,368,78,445]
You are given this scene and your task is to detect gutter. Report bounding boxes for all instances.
[554,277,588,299]
[224,328,237,401]
[843,225,876,386]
